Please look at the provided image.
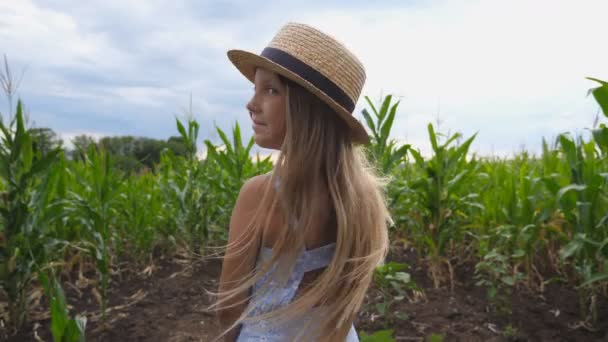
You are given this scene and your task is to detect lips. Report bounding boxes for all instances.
[252,121,265,132]
[249,111,264,126]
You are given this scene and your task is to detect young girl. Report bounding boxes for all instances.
[213,22,392,341]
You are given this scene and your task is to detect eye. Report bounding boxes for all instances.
[253,85,279,95]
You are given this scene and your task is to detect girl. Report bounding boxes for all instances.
[213,22,392,341]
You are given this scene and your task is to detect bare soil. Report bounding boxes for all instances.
[4,245,608,342]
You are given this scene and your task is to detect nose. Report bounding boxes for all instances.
[246,95,260,117]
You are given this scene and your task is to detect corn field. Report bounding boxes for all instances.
[0,77,607,341]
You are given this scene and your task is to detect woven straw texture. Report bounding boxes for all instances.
[268,23,366,104]
[227,22,369,144]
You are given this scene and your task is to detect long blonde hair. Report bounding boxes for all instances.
[210,75,392,341]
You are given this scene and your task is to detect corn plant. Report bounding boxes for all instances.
[115,172,163,263]
[556,133,608,326]
[554,79,608,326]
[361,95,410,175]
[406,124,480,288]
[361,95,411,233]
[577,78,608,287]
[0,100,61,332]
[62,144,123,320]
[38,270,87,342]
[474,248,524,315]
[156,117,210,253]
[588,77,608,128]
[204,123,272,189]
[372,262,415,325]
[474,154,561,289]
[203,123,272,241]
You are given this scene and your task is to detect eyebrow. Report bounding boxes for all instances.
[254,79,277,88]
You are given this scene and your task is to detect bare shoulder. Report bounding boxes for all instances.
[229,173,273,230]
[225,173,273,253]
[235,173,272,208]
[218,173,274,317]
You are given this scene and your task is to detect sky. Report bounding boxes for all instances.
[0,0,607,158]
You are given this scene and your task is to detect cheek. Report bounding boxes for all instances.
[268,102,286,139]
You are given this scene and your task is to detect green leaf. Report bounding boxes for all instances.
[447,170,467,190]
[245,137,255,155]
[392,271,411,283]
[375,302,388,316]
[175,117,188,141]
[441,131,462,150]
[50,280,70,342]
[512,249,526,258]
[587,77,608,87]
[364,96,379,117]
[395,312,409,321]
[449,133,477,167]
[189,119,200,142]
[216,127,234,155]
[64,316,87,342]
[592,125,608,153]
[204,141,218,161]
[361,109,379,141]
[16,100,25,135]
[587,77,608,117]
[386,144,410,172]
[408,148,425,168]
[361,109,376,135]
[580,272,608,288]
[428,123,438,152]
[378,95,393,123]
[360,329,395,342]
[233,123,243,154]
[380,101,400,141]
[427,333,445,342]
[556,184,586,203]
[27,149,59,178]
[560,236,584,260]
[377,261,409,274]
[558,134,578,170]
[501,276,516,286]
[22,132,33,171]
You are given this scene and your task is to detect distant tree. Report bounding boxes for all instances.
[70,134,97,161]
[166,136,189,157]
[133,138,164,170]
[99,136,136,156]
[29,127,63,157]
[113,154,144,175]
[69,134,193,173]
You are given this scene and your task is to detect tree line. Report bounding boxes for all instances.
[29,126,190,174]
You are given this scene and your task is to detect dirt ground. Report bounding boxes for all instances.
[5,245,608,342]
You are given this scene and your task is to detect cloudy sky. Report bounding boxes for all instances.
[1,0,607,157]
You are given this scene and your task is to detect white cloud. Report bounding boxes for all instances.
[297,0,608,155]
[108,86,180,107]
[0,1,132,71]
[1,0,607,157]
[58,130,106,150]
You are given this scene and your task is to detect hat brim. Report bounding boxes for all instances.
[227,49,369,145]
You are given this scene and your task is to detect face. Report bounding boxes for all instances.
[246,68,287,150]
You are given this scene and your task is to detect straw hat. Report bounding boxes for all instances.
[227,22,369,144]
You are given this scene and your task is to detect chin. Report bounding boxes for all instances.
[254,135,281,150]
[253,135,270,149]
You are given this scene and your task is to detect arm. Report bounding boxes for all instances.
[217,175,267,341]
